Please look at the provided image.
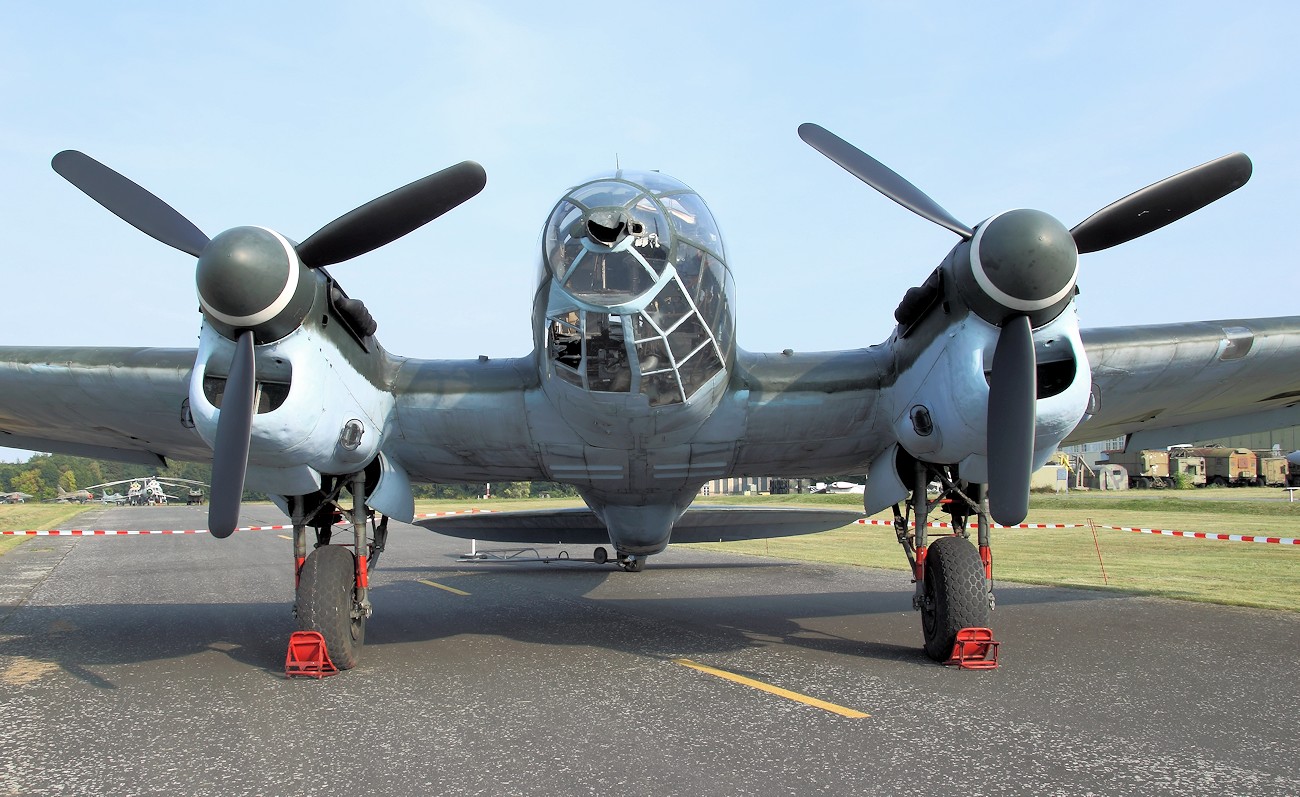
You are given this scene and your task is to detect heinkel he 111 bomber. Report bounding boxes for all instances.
[0,123,1293,668]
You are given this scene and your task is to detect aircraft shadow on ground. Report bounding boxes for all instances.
[0,562,1119,685]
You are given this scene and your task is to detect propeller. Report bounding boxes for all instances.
[207,331,255,538]
[297,161,488,267]
[797,123,973,238]
[1069,152,1252,254]
[985,315,1035,525]
[52,150,210,257]
[53,151,488,537]
[799,123,1252,524]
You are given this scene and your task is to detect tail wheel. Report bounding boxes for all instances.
[920,535,990,661]
[297,545,365,669]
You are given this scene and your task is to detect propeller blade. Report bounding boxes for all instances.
[51,150,210,257]
[296,160,487,268]
[798,123,974,239]
[208,330,256,539]
[1070,152,1252,254]
[986,314,1036,526]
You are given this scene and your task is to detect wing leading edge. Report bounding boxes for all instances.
[0,347,203,465]
[1075,316,1300,449]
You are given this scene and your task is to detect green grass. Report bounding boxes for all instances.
[690,492,1300,612]
[0,504,94,555]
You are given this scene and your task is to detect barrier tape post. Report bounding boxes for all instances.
[1087,517,1109,584]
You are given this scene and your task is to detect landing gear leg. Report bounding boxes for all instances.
[894,462,993,661]
[291,473,372,670]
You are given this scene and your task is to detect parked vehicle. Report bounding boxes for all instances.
[1173,447,1257,486]
[1172,454,1207,486]
[1101,449,1172,488]
[1255,455,1289,487]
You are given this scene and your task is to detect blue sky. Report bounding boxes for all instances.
[1,1,1297,363]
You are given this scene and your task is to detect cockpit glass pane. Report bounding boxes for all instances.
[635,337,671,374]
[641,370,681,407]
[564,249,657,305]
[695,257,728,332]
[615,170,684,194]
[661,192,723,256]
[666,312,709,361]
[569,182,641,209]
[672,243,705,295]
[642,279,690,333]
[549,314,582,370]
[584,313,631,392]
[545,202,584,279]
[678,346,723,396]
[627,203,670,269]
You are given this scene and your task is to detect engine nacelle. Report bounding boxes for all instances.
[867,302,1092,515]
[188,317,395,499]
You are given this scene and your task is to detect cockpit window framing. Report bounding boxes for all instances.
[543,174,733,406]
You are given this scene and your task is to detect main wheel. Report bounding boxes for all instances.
[920,536,989,661]
[297,545,365,669]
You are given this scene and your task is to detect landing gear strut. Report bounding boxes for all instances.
[892,460,994,661]
[289,472,382,670]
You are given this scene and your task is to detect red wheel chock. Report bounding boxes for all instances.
[285,631,339,678]
[943,627,1000,670]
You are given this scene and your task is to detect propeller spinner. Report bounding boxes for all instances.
[53,151,487,537]
[799,123,1251,524]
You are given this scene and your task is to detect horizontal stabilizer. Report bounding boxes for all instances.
[415,506,866,545]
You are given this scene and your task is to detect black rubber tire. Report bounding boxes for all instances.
[920,535,990,661]
[297,545,364,669]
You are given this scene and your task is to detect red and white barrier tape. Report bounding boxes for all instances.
[5,508,1292,545]
[854,518,1087,529]
[1103,526,1299,545]
[0,510,498,537]
[853,517,1298,545]
[0,524,293,536]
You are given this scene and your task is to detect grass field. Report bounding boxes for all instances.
[0,503,95,555]
[690,491,1300,612]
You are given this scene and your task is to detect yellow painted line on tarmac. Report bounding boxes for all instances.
[672,658,869,718]
[277,535,291,540]
[419,579,470,596]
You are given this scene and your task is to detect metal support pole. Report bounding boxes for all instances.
[290,494,308,590]
[975,485,992,584]
[913,460,929,599]
[350,472,371,617]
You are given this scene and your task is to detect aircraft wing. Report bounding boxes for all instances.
[1072,317,1300,449]
[416,506,866,545]
[0,347,205,466]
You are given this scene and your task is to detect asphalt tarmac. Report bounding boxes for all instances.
[2,504,1298,796]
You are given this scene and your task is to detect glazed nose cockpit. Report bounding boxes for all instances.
[541,170,734,406]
